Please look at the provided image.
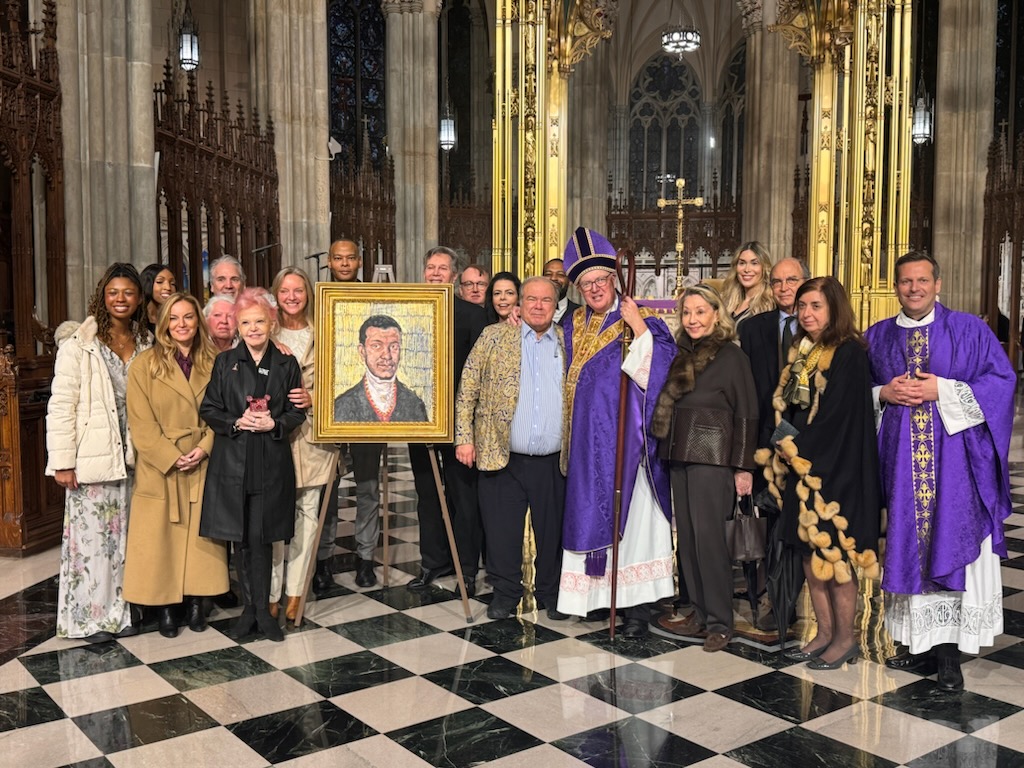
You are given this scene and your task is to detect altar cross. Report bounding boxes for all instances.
[657,177,703,296]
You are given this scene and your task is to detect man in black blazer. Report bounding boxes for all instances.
[543,257,580,326]
[408,247,487,595]
[739,257,810,451]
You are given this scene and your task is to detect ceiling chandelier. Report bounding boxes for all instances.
[662,1,701,56]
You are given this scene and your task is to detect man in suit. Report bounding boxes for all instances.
[455,277,568,620]
[333,315,428,422]
[739,257,809,451]
[542,257,580,325]
[408,247,487,594]
[458,264,490,306]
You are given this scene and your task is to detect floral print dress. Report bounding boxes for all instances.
[56,343,138,639]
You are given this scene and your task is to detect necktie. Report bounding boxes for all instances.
[781,316,795,355]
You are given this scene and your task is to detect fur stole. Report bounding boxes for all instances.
[651,335,728,439]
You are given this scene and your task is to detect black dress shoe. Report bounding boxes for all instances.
[407,566,454,591]
[936,657,964,692]
[83,632,114,644]
[312,560,335,594]
[546,607,571,621]
[885,650,938,676]
[158,606,179,639]
[487,600,517,620]
[621,618,650,638]
[585,608,611,623]
[355,560,377,588]
[185,597,207,632]
[783,645,827,662]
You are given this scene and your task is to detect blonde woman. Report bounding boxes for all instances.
[720,242,775,325]
[269,267,340,623]
[123,293,228,638]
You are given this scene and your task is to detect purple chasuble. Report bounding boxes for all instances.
[865,304,1015,594]
[561,305,674,562]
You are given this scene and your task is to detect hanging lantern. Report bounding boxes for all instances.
[661,24,701,56]
[912,92,933,146]
[178,0,200,72]
[439,103,456,152]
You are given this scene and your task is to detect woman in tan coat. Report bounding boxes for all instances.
[123,293,228,638]
[269,267,340,623]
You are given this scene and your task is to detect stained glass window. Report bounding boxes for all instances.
[328,0,387,167]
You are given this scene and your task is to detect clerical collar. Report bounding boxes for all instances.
[896,305,938,328]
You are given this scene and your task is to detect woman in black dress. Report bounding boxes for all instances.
[758,277,880,669]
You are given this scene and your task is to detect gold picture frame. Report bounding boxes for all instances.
[313,282,454,443]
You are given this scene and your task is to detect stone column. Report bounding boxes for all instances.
[739,0,800,262]
[249,0,330,271]
[567,43,610,234]
[932,0,996,314]
[383,0,441,281]
[56,0,156,318]
[469,5,492,206]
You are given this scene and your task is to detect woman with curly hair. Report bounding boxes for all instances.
[139,263,177,334]
[123,293,228,638]
[46,262,152,643]
[720,242,775,325]
[485,271,521,325]
[757,276,881,669]
[651,284,759,652]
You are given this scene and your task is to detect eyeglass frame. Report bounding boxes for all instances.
[769,276,803,288]
[578,274,615,292]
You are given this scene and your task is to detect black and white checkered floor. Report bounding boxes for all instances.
[5,436,1024,767]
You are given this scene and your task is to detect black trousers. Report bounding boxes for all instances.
[409,443,481,574]
[671,463,735,635]
[316,445,383,562]
[478,452,564,606]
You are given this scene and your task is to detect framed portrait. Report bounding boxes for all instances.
[313,283,454,443]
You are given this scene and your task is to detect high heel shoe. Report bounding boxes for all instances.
[284,596,301,623]
[807,645,859,670]
[782,645,827,662]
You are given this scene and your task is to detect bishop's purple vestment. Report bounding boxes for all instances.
[865,304,1015,596]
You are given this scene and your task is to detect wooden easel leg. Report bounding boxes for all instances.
[294,455,340,626]
[427,446,473,623]
[381,444,390,588]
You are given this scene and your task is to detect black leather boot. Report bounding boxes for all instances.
[934,643,964,692]
[185,596,206,632]
[230,545,257,640]
[158,605,179,638]
[250,544,284,642]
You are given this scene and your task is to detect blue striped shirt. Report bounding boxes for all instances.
[509,323,563,455]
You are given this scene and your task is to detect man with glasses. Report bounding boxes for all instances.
[740,257,810,451]
[542,258,580,325]
[458,265,490,307]
[556,227,676,637]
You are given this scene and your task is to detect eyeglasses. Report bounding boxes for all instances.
[460,280,488,290]
[579,275,613,292]
[769,277,803,288]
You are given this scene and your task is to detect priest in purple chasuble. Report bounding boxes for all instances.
[555,227,676,636]
[866,252,1015,692]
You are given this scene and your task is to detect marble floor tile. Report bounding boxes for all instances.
[227,700,376,763]
[905,733,1024,768]
[999,566,1024,590]
[726,727,899,768]
[20,642,143,685]
[782,658,920,699]
[453,616,569,654]
[971,708,1024,752]
[244,626,363,669]
[0,657,37,693]
[483,742,590,768]
[326,611,442,649]
[639,644,772,690]
[0,547,58,600]
[370,583,468,611]
[106,726,267,768]
[422,655,559,705]
[18,632,89,656]
[371,630,495,675]
[402,599,503,633]
[331,675,474,732]
[184,670,324,724]
[148,645,277,692]
[0,717,102,767]
[44,664,178,718]
[573,626,691,661]
[274,733,433,767]
[563,661,704,715]
[960,656,1024,707]
[714,670,858,725]
[114,626,237,664]
[71,693,218,754]
[687,757,751,768]
[636,691,792,753]
[388,707,543,768]
[871,679,1022,734]
[502,637,631,682]
[283,649,415,698]
[804,700,964,764]
[0,685,64,732]
[302,592,396,626]
[553,715,717,767]
[482,682,628,742]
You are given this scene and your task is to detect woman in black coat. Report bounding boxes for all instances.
[200,287,305,641]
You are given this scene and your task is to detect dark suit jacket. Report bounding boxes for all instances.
[739,308,784,449]
[333,378,428,422]
[454,296,487,387]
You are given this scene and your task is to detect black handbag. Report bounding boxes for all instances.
[726,495,768,562]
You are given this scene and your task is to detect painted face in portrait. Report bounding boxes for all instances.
[360,326,402,380]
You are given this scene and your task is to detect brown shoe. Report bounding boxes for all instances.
[285,596,301,623]
[268,601,280,619]
[663,611,705,637]
[703,632,732,652]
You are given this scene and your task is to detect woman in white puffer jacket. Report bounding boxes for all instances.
[46,263,152,643]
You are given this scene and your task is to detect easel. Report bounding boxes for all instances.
[294,445,474,625]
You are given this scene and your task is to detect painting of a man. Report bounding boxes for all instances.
[334,314,428,423]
